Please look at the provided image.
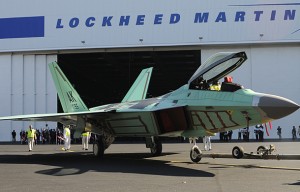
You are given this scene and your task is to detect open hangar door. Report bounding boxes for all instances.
[57,50,201,111]
[57,50,201,142]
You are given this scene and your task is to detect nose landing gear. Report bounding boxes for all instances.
[189,138,202,163]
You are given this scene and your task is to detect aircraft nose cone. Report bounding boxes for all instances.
[258,95,299,120]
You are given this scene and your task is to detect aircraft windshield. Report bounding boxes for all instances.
[202,57,240,80]
[188,52,247,89]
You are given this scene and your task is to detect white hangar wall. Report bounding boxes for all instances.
[202,45,300,139]
[0,0,300,51]
[0,54,57,141]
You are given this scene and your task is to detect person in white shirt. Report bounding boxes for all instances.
[63,125,71,151]
[203,136,212,151]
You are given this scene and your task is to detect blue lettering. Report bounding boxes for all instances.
[119,16,130,26]
[85,17,95,27]
[271,10,276,21]
[170,13,180,24]
[194,13,209,23]
[69,18,79,28]
[56,19,64,28]
[136,15,145,25]
[284,10,295,20]
[54,9,298,30]
[102,16,113,26]
[254,11,263,21]
[235,12,245,22]
[215,12,226,22]
[154,14,163,24]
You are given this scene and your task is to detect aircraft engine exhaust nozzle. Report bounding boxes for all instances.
[258,95,299,120]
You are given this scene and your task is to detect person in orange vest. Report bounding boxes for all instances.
[27,125,36,151]
[63,125,71,151]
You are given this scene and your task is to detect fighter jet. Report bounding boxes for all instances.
[0,51,298,162]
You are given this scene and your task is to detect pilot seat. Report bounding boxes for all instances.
[221,76,243,92]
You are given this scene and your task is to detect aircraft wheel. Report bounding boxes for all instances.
[190,147,202,163]
[257,145,267,155]
[232,146,244,159]
[150,138,162,156]
[93,139,105,158]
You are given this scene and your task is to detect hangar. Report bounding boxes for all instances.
[0,0,299,141]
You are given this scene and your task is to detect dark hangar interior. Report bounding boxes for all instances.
[57,50,201,112]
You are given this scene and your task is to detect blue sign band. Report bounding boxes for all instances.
[0,16,44,39]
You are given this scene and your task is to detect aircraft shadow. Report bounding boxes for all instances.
[202,162,300,172]
[285,180,300,186]
[0,152,214,178]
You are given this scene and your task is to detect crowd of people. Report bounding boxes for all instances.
[18,127,64,145]
[276,125,300,140]
[219,130,233,141]
[219,125,300,142]
[12,124,94,152]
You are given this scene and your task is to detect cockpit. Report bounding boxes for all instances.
[220,76,244,92]
[188,52,247,92]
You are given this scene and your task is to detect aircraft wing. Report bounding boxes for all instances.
[0,110,110,125]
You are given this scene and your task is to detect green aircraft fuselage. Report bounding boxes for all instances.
[86,84,297,138]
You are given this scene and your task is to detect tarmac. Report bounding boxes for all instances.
[0,141,299,192]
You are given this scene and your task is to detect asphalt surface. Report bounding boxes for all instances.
[0,141,299,192]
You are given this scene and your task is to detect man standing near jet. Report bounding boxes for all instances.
[203,136,212,151]
[11,130,16,143]
[81,131,90,150]
[292,126,297,140]
[27,125,36,151]
[277,126,282,139]
[63,125,71,151]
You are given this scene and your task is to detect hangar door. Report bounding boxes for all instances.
[58,50,201,110]
[0,54,57,141]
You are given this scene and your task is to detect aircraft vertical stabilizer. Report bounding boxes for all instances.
[48,62,89,112]
[122,67,153,102]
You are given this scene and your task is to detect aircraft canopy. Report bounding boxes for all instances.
[188,52,247,86]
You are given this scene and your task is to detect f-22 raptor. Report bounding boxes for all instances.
[0,51,298,162]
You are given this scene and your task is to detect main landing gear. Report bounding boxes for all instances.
[92,133,115,158]
[146,137,162,156]
[93,138,105,157]
[189,137,202,163]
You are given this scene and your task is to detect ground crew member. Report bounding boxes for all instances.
[27,125,36,151]
[81,131,90,150]
[63,125,71,151]
[203,136,212,151]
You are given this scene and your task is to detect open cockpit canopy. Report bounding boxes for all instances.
[188,52,247,88]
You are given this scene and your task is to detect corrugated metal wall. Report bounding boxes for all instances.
[0,54,57,141]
